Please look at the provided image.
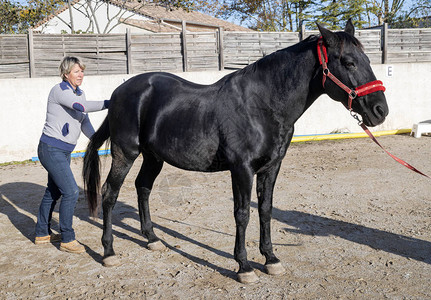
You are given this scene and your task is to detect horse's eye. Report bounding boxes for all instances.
[345,62,356,69]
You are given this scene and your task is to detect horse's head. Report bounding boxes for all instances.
[317,20,388,127]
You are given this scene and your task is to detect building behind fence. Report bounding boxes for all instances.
[1,25,431,79]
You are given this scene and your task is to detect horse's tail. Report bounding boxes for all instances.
[83,116,110,217]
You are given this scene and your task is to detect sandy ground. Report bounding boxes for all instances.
[0,134,430,299]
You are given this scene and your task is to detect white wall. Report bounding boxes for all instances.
[1,63,430,163]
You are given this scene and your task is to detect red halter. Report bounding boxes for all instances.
[317,37,429,179]
[317,37,386,110]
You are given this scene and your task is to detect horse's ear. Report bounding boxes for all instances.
[345,18,355,36]
[316,22,339,47]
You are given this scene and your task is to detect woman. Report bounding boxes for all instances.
[35,56,109,253]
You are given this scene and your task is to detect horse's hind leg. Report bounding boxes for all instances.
[101,143,138,267]
[135,154,165,251]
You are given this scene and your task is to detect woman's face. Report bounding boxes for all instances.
[65,63,84,89]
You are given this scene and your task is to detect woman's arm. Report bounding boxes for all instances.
[56,82,108,113]
[81,114,96,139]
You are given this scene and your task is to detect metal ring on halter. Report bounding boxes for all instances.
[350,110,363,125]
[323,68,329,76]
[349,90,357,99]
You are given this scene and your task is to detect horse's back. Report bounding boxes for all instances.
[109,72,224,171]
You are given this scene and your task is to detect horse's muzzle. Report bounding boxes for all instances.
[361,100,388,127]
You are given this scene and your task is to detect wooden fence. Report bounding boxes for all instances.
[387,28,431,63]
[1,26,431,79]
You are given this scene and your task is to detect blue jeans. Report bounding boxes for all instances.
[35,141,79,243]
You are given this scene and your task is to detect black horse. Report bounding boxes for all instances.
[83,21,388,283]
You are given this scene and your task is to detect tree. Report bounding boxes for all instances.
[370,0,406,25]
[158,0,195,10]
[393,0,431,28]
[25,0,66,26]
[0,0,65,33]
[223,0,314,31]
[192,0,230,17]
[292,0,315,30]
[407,0,431,19]
[344,0,370,28]
[315,0,373,29]
[316,0,346,29]
[0,0,22,33]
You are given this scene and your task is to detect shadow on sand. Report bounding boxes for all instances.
[1,181,429,282]
[0,182,238,279]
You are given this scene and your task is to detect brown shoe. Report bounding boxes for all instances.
[60,240,85,254]
[35,233,61,245]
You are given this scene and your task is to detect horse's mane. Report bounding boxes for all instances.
[303,35,319,43]
[306,31,363,50]
[236,35,318,77]
[234,31,362,77]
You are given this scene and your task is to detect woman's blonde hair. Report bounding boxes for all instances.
[59,56,86,81]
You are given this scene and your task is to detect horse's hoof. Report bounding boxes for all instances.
[265,262,286,275]
[147,240,166,251]
[237,271,259,284]
[102,255,120,267]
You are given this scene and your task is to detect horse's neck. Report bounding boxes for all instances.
[255,39,324,124]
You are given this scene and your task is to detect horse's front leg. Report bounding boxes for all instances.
[230,166,258,283]
[256,161,286,276]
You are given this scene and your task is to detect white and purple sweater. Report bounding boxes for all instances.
[40,81,108,152]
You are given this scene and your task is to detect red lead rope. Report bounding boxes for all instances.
[317,37,430,179]
[360,123,430,178]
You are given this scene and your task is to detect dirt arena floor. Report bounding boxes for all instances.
[0,134,430,299]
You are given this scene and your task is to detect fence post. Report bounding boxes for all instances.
[382,23,388,64]
[218,27,224,70]
[300,22,305,41]
[126,28,132,74]
[27,30,35,78]
[181,21,188,72]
